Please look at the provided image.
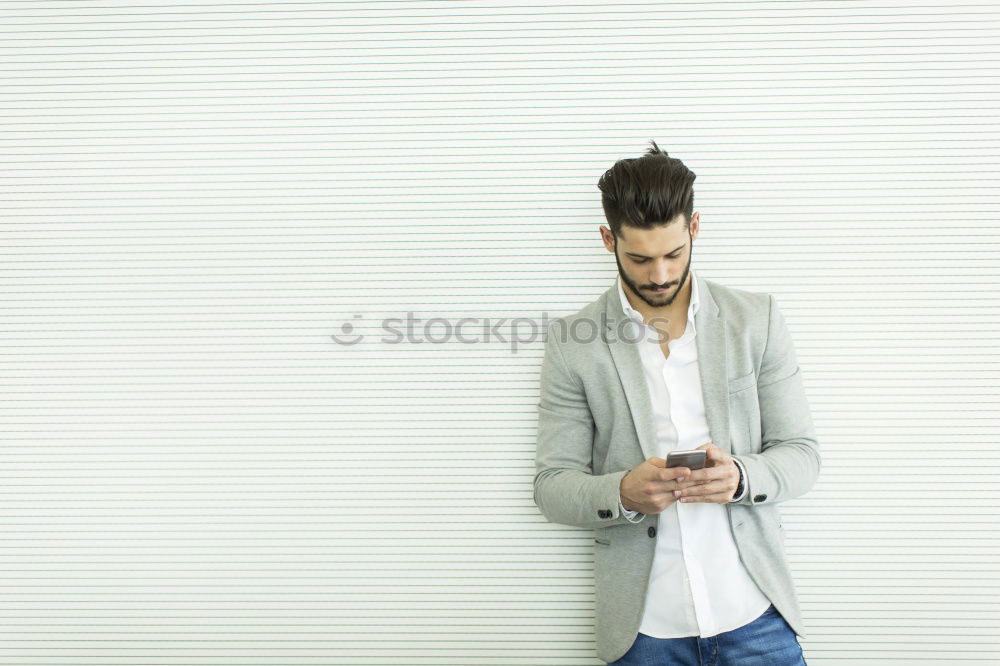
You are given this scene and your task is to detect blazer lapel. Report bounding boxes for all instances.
[694,274,732,454]
[604,272,732,461]
[604,278,659,461]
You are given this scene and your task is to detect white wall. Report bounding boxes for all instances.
[2,1,998,663]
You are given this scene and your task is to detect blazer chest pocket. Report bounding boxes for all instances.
[728,370,761,455]
[728,369,756,394]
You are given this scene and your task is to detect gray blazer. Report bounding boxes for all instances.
[533,272,821,664]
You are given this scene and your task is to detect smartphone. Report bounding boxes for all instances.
[666,449,707,470]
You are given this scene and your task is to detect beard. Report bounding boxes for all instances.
[615,236,693,309]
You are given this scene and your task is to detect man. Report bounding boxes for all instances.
[533,141,820,665]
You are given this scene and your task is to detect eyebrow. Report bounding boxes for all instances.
[625,243,686,260]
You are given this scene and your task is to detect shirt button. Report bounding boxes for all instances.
[647,526,657,538]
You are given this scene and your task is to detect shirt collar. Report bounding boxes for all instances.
[617,269,700,326]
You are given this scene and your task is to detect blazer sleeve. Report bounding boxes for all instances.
[732,294,821,506]
[533,321,637,529]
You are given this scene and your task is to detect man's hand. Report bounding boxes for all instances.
[673,443,740,504]
[619,457,691,515]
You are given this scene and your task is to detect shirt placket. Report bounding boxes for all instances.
[665,322,713,636]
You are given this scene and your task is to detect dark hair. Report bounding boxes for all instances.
[597,140,696,239]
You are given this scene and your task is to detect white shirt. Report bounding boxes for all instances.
[616,270,771,638]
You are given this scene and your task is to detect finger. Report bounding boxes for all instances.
[679,467,726,485]
[676,479,716,492]
[705,445,729,461]
[647,457,667,468]
[676,479,731,498]
[673,476,701,489]
[678,491,732,504]
[680,468,706,483]
[659,466,690,482]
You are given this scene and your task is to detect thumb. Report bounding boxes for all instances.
[704,446,729,465]
[647,456,667,468]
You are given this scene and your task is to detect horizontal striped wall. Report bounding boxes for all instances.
[1,0,998,663]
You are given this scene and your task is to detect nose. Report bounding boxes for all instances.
[650,261,670,286]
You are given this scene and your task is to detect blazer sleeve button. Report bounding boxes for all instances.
[753,494,767,503]
[647,526,657,538]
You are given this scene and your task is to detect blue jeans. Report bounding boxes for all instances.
[607,605,807,665]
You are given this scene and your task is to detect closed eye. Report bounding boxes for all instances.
[633,253,680,263]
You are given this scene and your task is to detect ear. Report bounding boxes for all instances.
[689,212,700,241]
[599,225,616,253]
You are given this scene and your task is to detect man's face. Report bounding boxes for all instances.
[605,214,698,309]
